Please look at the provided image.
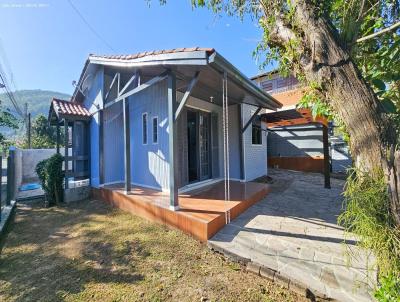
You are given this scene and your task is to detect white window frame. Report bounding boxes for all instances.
[152,116,158,144]
[142,112,148,145]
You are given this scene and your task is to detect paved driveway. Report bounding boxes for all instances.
[209,169,375,302]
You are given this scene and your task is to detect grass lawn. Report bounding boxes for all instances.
[0,199,306,302]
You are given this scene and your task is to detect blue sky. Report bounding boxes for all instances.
[0,0,271,95]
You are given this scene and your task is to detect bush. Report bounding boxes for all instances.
[374,273,400,302]
[36,153,64,206]
[338,168,400,300]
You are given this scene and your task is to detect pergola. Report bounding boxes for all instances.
[262,108,331,188]
[48,98,91,189]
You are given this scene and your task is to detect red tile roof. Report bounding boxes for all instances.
[51,98,90,118]
[89,47,215,60]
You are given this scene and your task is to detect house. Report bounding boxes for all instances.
[251,71,352,176]
[48,47,281,241]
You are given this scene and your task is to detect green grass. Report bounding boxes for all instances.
[0,200,304,302]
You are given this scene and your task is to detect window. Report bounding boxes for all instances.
[142,113,148,144]
[152,116,158,144]
[252,125,262,145]
[261,80,273,92]
[251,112,262,145]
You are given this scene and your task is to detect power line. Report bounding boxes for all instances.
[66,0,116,52]
[0,39,24,119]
[0,38,19,93]
[0,70,23,118]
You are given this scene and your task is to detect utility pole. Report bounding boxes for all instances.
[28,113,31,149]
[24,103,31,148]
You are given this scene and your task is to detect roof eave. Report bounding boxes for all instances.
[88,50,210,68]
[208,52,282,110]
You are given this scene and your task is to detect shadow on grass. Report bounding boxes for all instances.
[0,199,145,302]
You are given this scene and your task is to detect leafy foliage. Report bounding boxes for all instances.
[179,0,400,134]
[0,99,19,148]
[158,0,400,298]
[36,153,64,206]
[18,114,61,149]
[374,273,400,302]
[338,168,400,298]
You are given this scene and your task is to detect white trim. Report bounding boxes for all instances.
[131,181,168,192]
[142,112,148,145]
[169,205,180,211]
[185,104,212,113]
[99,180,168,192]
[99,180,124,187]
[99,178,247,193]
[152,116,159,144]
[179,178,220,193]
[89,51,209,67]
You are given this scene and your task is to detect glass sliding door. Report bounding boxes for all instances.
[187,111,198,183]
[199,112,210,181]
[186,110,212,183]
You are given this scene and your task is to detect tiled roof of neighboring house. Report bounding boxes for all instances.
[270,88,304,107]
[51,98,91,118]
[250,70,279,80]
[89,47,215,60]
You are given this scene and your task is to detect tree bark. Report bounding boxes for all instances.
[263,0,400,224]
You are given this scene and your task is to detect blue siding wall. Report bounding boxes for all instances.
[242,104,268,181]
[83,66,103,188]
[103,102,125,183]
[81,65,266,189]
[129,79,169,190]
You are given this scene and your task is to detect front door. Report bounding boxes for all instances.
[186,110,211,183]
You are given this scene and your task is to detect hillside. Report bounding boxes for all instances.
[0,89,71,119]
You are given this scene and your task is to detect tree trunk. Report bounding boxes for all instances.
[265,0,400,224]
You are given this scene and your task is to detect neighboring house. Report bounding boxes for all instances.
[251,71,352,174]
[48,48,281,214]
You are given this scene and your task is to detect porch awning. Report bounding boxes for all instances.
[262,108,328,128]
[72,47,282,110]
[48,98,91,125]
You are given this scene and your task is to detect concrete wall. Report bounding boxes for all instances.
[12,147,72,191]
[10,147,61,198]
[20,148,58,182]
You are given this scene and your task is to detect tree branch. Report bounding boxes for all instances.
[356,21,400,43]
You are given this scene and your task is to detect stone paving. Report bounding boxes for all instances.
[209,169,376,302]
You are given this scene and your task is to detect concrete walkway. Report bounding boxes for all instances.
[209,169,376,302]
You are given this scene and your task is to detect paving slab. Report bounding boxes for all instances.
[209,169,376,302]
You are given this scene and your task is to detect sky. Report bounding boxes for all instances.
[0,0,272,96]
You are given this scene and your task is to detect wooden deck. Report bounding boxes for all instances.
[92,180,270,242]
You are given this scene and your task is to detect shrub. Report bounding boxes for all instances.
[338,168,400,300]
[374,273,400,302]
[36,153,64,206]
